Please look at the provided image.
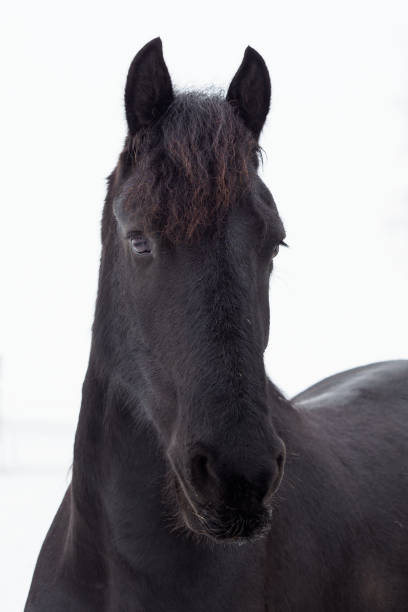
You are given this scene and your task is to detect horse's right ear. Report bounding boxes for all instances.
[125,37,174,135]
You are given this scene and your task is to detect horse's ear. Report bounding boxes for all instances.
[226,46,271,139]
[125,37,174,135]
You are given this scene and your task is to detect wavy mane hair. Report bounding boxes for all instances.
[110,92,260,243]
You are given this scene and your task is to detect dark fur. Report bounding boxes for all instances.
[25,38,408,611]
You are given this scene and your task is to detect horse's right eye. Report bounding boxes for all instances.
[129,235,151,255]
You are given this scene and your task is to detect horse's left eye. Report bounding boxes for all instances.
[129,235,151,255]
[271,244,280,258]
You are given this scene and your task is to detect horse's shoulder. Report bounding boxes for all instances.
[292,360,408,410]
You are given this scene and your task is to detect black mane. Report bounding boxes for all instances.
[116,92,259,242]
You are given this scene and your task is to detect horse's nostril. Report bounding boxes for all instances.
[258,449,286,502]
[190,453,219,495]
[267,448,285,497]
[191,454,209,486]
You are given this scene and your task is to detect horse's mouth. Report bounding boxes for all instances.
[173,474,273,544]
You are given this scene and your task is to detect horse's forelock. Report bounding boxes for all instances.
[126,92,258,242]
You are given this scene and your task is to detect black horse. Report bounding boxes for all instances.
[25,38,408,611]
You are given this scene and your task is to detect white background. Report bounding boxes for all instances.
[1,1,407,610]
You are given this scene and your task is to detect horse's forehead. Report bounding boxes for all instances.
[113,164,256,243]
[111,93,267,242]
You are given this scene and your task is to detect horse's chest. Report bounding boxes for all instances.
[105,556,267,612]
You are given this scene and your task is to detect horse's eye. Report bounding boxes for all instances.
[271,244,280,258]
[129,235,151,255]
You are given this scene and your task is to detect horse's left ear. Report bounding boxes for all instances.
[125,37,174,135]
[226,46,271,139]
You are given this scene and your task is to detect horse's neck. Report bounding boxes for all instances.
[72,363,195,566]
